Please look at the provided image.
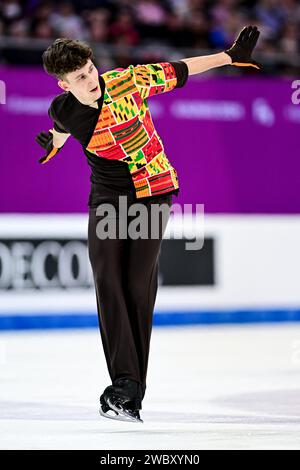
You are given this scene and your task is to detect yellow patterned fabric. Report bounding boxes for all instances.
[86,63,180,198]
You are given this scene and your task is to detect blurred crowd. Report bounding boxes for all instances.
[0,0,299,73]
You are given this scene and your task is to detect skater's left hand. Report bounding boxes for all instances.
[225,25,261,69]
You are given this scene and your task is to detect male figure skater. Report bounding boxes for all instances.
[36,26,260,422]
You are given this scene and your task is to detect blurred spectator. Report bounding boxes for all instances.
[280,21,299,54]
[109,9,139,45]
[27,1,52,35]
[49,1,87,39]
[84,6,111,25]
[134,0,167,26]
[165,11,190,47]
[184,10,210,49]
[134,0,168,42]
[210,0,238,26]
[33,20,54,39]
[84,7,111,43]
[168,0,190,18]
[0,0,23,25]
[8,18,29,37]
[255,0,286,38]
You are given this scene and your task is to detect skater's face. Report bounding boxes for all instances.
[58,59,101,105]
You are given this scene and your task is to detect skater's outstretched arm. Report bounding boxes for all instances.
[181,25,261,75]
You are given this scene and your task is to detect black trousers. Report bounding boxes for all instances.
[88,193,172,400]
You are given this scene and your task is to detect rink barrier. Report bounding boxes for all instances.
[1,214,300,330]
[0,309,300,330]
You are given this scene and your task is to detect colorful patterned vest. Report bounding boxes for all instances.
[85,63,180,199]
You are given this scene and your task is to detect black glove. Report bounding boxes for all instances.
[225,25,261,69]
[35,130,61,164]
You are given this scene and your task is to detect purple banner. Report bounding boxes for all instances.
[0,66,297,213]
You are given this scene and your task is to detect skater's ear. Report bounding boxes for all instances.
[58,79,70,92]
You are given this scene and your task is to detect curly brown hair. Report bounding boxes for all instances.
[42,38,95,81]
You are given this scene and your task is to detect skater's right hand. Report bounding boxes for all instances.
[35,130,61,164]
[225,25,261,69]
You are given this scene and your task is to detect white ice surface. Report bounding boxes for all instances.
[0,323,300,450]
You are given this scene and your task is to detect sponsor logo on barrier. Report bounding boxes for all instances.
[171,100,245,121]
[0,235,214,290]
[6,95,54,114]
[0,239,93,289]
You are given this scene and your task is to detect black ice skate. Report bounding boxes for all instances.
[99,393,132,422]
[102,378,143,423]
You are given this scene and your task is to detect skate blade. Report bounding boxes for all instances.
[99,407,133,422]
[107,398,143,423]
